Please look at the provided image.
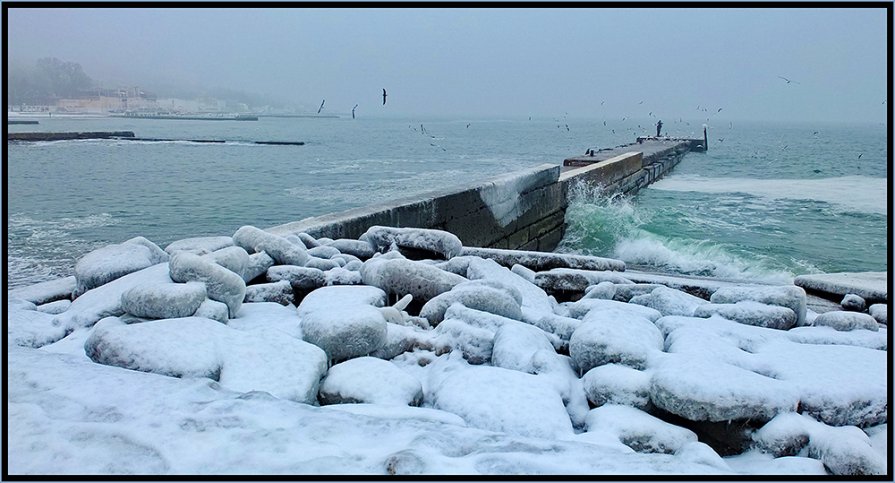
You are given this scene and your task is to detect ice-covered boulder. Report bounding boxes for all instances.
[582,363,652,410]
[525,313,582,344]
[298,286,389,362]
[243,280,294,305]
[243,251,275,282]
[8,276,76,305]
[74,237,169,295]
[8,302,68,348]
[233,225,309,266]
[629,286,708,317]
[466,258,554,316]
[812,311,879,332]
[753,412,886,476]
[324,267,363,286]
[585,404,698,454]
[459,246,625,272]
[193,299,229,323]
[569,310,664,373]
[120,281,207,319]
[785,326,886,351]
[868,304,887,325]
[612,283,665,303]
[361,226,463,260]
[164,235,234,255]
[420,283,522,326]
[710,285,807,327]
[327,238,376,259]
[432,318,494,364]
[361,258,466,304]
[840,294,866,312]
[428,358,575,439]
[304,256,341,271]
[693,301,797,330]
[794,271,887,305]
[297,232,320,248]
[535,268,633,293]
[35,299,72,315]
[266,265,326,291]
[581,281,617,300]
[565,298,662,322]
[307,245,341,259]
[369,323,434,360]
[203,246,250,279]
[319,357,423,406]
[490,323,556,374]
[169,252,246,318]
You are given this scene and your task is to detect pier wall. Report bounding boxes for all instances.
[268,142,693,251]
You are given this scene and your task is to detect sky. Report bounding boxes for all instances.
[5,7,890,122]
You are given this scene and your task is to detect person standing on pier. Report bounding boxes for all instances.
[656,120,663,137]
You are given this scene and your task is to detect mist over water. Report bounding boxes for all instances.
[6,116,888,289]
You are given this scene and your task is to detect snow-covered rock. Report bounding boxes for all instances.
[243,251,275,282]
[566,298,663,322]
[169,252,246,318]
[233,225,309,266]
[266,265,326,291]
[569,310,664,373]
[36,299,72,315]
[120,281,207,319]
[840,293,866,312]
[8,276,76,305]
[420,283,522,326]
[629,286,708,317]
[297,286,389,362]
[535,268,633,293]
[307,245,341,259]
[369,323,434,360]
[74,238,168,296]
[304,256,340,271]
[203,246,250,279]
[812,310,879,332]
[164,236,234,255]
[525,313,582,343]
[243,280,294,305]
[581,281,617,300]
[868,303,887,325]
[466,257,554,316]
[8,303,68,348]
[490,323,556,374]
[710,285,807,327]
[585,404,698,454]
[459,246,626,272]
[319,357,423,406]
[693,301,797,330]
[328,238,377,259]
[193,299,229,323]
[582,364,652,410]
[361,258,466,304]
[324,267,363,286]
[612,283,665,303]
[362,226,463,260]
[432,318,494,364]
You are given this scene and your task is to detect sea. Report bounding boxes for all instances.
[5,115,889,290]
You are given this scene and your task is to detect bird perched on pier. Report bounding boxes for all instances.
[382,89,387,105]
[777,75,799,85]
[317,99,325,114]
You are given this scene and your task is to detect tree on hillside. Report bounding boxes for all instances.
[8,57,95,105]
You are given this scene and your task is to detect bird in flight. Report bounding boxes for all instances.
[352,104,358,119]
[317,99,325,114]
[778,76,799,84]
[717,108,723,113]
[858,153,863,159]
[382,89,387,106]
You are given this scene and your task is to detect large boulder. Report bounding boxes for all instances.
[74,237,168,296]
[710,285,807,327]
[629,286,708,317]
[233,225,309,266]
[169,252,246,318]
[267,265,326,291]
[812,311,879,332]
[243,280,294,306]
[361,226,462,260]
[319,357,423,406]
[585,404,698,454]
[693,301,797,330]
[164,236,234,255]
[120,281,207,319]
[419,283,522,326]
[569,311,664,373]
[297,286,389,362]
[582,363,652,410]
[361,257,466,304]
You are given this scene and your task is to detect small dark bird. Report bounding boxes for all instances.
[858,153,863,159]
[603,120,606,126]
[622,117,627,121]
[812,131,818,135]
[778,75,799,85]
[466,123,470,128]
[317,99,325,114]
[565,124,570,132]
[382,89,387,105]
[813,169,822,173]
[717,108,723,113]
[611,129,615,134]
[601,100,605,106]
[783,145,788,150]
[649,112,653,117]
[352,104,358,119]
[718,138,724,142]
[638,100,644,104]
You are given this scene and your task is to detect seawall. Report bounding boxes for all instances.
[269,138,697,251]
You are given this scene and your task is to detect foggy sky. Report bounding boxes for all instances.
[6,7,889,122]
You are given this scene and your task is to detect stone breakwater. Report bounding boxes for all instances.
[7,223,888,475]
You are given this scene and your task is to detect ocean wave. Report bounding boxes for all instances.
[649,175,887,215]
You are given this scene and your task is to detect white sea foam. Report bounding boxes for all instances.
[649,175,887,215]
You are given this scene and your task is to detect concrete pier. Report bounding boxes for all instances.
[7,131,135,142]
[269,136,703,252]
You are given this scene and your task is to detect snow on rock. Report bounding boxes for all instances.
[74,238,168,296]
[535,268,634,293]
[510,263,537,283]
[840,294,866,312]
[752,412,886,475]
[361,226,463,260]
[266,265,326,291]
[203,246,250,279]
[629,286,708,317]
[164,236,234,255]
[297,232,321,248]
[324,267,363,286]
[169,252,246,318]
[243,251,275,282]
[53,263,173,332]
[8,302,68,348]
[304,256,341,271]
[443,304,562,350]
[120,281,207,319]
[466,258,554,316]
[228,302,302,338]
[612,283,665,303]
[193,299,229,324]
[710,285,808,327]
[785,326,886,350]
[428,355,575,440]
[432,318,494,364]
[868,304,887,325]
[582,363,652,410]
[243,280,294,305]
[524,313,582,344]
[420,283,522,326]
[794,271,887,305]
[8,276,76,305]
[297,285,389,362]
[582,281,617,300]
[585,404,698,454]
[490,323,556,373]
[459,246,626,272]
[36,299,72,315]
[369,323,434,360]
[319,357,423,406]
[569,310,664,374]
[565,298,663,322]
[693,301,797,330]
[812,310,879,332]
[361,257,467,304]
[307,245,341,259]
[232,225,309,266]
[432,255,477,276]
[328,238,377,259]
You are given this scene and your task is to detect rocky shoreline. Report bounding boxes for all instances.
[7,224,888,475]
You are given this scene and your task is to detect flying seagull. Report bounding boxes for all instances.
[777,76,799,85]
[352,104,358,119]
[717,108,723,113]
[858,153,863,159]
[317,99,325,114]
[382,89,387,106]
